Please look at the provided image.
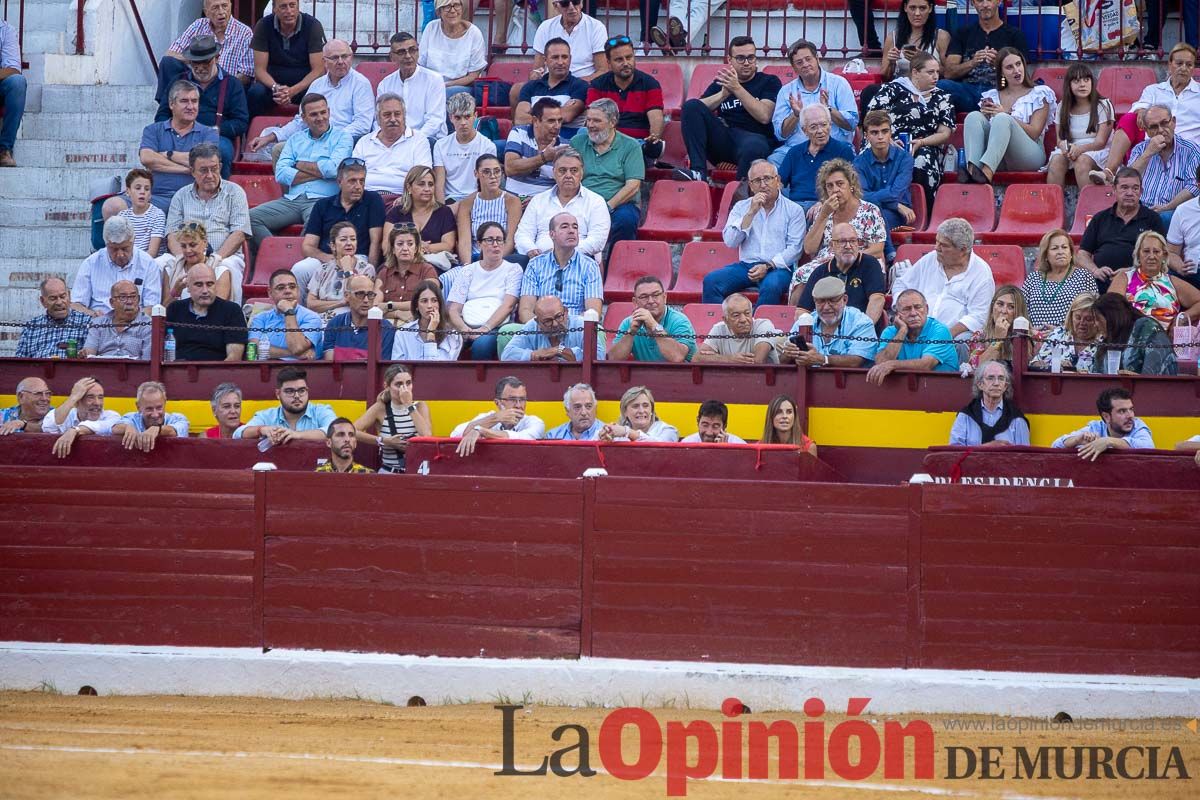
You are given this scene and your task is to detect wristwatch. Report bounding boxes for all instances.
[166,149,175,161]
[283,307,297,317]
[823,354,830,367]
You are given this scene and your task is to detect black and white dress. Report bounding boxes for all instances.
[379,402,418,473]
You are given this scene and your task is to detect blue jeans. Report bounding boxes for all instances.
[937,79,986,116]
[609,202,640,254]
[467,331,500,360]
[701,261,792,307]
[0,72,27,151]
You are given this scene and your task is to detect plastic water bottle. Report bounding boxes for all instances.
[257,335,271,361]
[163,328,176,362]
[956,146,966,174]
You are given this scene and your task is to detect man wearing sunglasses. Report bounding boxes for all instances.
[586,35,664,164]
[678,35,780,183]
[531,0,608,82]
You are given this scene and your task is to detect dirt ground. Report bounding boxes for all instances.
[0,691,1196,798]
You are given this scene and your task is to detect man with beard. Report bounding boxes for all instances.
[544,383,605,440]
[81,280,152,359]
[569,98,643,254]
[16,278,92,358]
[1053,388,1155,460]
[681,400,746,444]
[781,276,877,369]
[585,36,664,164]
[236,366,335,444]
[315,417,373,473]
[794,221,886,322]
[42,377,122,458]
[0,377,52,434]
[695,293,779,365]
[111,381,190,451]
[165,263,248,361]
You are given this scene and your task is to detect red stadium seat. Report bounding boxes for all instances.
[673,241,738,302]
[763,65,796,84]
[912,184,995,243]
[233,115,291,174]
[908,183,927,232]
[687,63,725,100]
[1097,66,1156,116]
[604,241,673,302]
[486,61,533,87]
[1032,66,1068,100]
[249,237,304,294]
[229,174,282,209]
[602,301,635,346]
[682,303,724,335]
[757,304,798,332]
[638,180,713,242]
[974,244,1028,286]
[702,181,742,241]
[1070,184,1116,241]
[981,184,1065,245]
[895,243,933,265]
[646,123,686,180]
[357,61,393,94]
[640,61,685,116]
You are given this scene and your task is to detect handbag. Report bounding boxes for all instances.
[1172,313,1200,361]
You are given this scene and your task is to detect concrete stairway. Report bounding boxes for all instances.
[0,83,156,353]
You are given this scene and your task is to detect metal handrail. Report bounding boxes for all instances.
[73,0,157,74]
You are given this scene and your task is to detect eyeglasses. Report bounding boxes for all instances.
[280,387,309,397]
[748,175,776,185]
[479,236,505,245]
[325,53,353,62]
[497,396,528,406]
[606,34,632,47]
[814,297,843,306]
[19,390,52,398]
[538,311,568,325]
[181,222,205,232]
[340,157,366,169]
[556,0,582,6]
[479,168,503,177]
[634,290,665,302]
[350,290,378,300]
[112,293,140,302]
[392,46,418,57]
[731,54,757,64]
[831,238,860,247]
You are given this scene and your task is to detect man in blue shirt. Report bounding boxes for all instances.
[249,269,323,359]
[514,38,588,135]
[249,92,353,252]
[544,383,606,441]
[111,381,190,452]
[139,80,221,212]
[234,366,336,443]
[867,289,959,385]
[501,296,604,361]
[781,276,878,368]
[853,110,915,236]
[1052,388,1156,460]
[609,276,697,363]
[769,39,857,165]
[778,105,855,212]
[321,274,396,360]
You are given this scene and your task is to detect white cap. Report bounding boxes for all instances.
[252,462,278,471]
[1011,316,1030,332]
[908,473,934,484]
[151,304,166,317]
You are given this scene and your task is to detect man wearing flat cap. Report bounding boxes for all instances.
[779,275,878,368]
[153,35,249,178]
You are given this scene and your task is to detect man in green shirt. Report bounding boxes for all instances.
[609,276,696,362]
[570,98,644,257]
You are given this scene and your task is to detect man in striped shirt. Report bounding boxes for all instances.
[517,212,603,323]
[1130,104,1200,227]
[161,0,254,86]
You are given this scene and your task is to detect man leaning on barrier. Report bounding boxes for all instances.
[111,381,190,452]
[451,376,546,457]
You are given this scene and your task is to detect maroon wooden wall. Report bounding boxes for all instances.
[0,467,259,647]
[585,479,913,667]
[0,434,333,471]
[261,473,584,658]
[923,447,1200,490]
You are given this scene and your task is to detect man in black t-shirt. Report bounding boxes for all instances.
[1077,168,1167,292]
[794,222,887,324]
[937,0,1029,114]
[165,263,248,361]
[678,36,781,182]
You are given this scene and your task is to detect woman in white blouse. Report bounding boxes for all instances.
[419,0,487,98]
[446,222,522,359]
[391,279,464,361]
[962,47,1056,184]
[600,386,680,443]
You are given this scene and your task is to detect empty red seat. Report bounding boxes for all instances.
[229,174,282,209]
[640,61,685,116]
[486,61,533,88]
[646,123,686,181]
[602,301,635,346]
[687,63,725,100]
[1032,66,1068,100]
[1070,184,1116,240]
[682,303,723,335]
[604,241,673,302]
[894,243,933,265]
[975,244,1028,286]
[757,304,798,332]
[249,237,304,293]
[702,181,742,241]
[763,65,795,84]
[233,115,291,174]
[672,241,738,302]
[638,180,713,242]
[912,184,995,243]
[981,184,1065,245]
[907,183,927,232]
[1098,66,1156,116]
[358,61,393,94]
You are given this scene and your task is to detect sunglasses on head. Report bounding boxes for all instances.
[555,0,582,6]
[606,35,632,48]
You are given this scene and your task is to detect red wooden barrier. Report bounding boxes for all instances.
[260,473,584,658]
[0,434,332,471]
[407,438,846,482]
[585,478,913,667]
[0,467,259,647]
[916,485,1200,677]
[922,447,1200,490]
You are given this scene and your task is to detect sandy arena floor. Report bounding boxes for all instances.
[1,691,1196,798]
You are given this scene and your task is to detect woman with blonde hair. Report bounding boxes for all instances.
[760,394,816,455]
[794,158,888,296]
[353,364,433,473]
[1021,228,1098,331]
[965,285,1028,369]
[377,224,439,325]
[162,221,240,303]
[1108,230,1200,328]
[1031,292,1104,372]
[600,385,679,442]
[383,165,458,271]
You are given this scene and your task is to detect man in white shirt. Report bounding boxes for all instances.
[42,377,122,459]
[891,217,995,338]
[1167,163,1200,290]
[353,93,433,196]
[376,31,447,141]
[695,293,780,364]
[1104,44,1200,174]
[514,148,610,259]
[680,400,747,444]
[70,216,163,317]
[452,376,546,456]
[247,39,374,155]
[531,1,607,81]
[433,93,497,204]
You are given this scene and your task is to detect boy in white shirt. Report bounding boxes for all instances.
[433,93,497,205]
[116,168,166,258]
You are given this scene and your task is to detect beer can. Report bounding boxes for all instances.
[65,340,78,358]
[246,341,258,361]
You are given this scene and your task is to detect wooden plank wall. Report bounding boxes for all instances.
[585,478,913,667]
[918,486,1200,677]
[0,467,259,647]
[261,474,585,658]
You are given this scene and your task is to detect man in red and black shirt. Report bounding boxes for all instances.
[585,34,665,164]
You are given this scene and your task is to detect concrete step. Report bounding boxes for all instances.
[1,198,97,229]
[0,258,86,285]
[0,166,122,199]
[39,84,159,115]
[18,113,151,142]
[7,139,140,170]
[0,224,94,259]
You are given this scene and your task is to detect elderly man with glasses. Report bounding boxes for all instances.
[531,0,608,82]
[701,160,804,308]
[949,360,1030,447]
[0,377,52,435]
[321,274,397,360]
[585,35,664,164]
[793,221,886,323]
[678,35,780,183]
[160,142,251,286]
[502,295,604,361]
[780,276,878,369]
